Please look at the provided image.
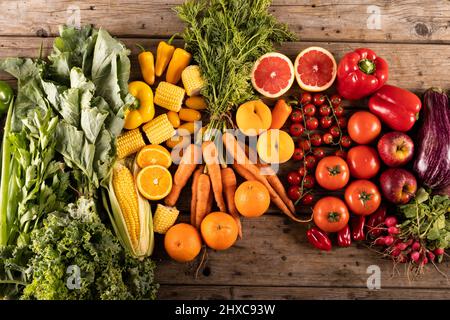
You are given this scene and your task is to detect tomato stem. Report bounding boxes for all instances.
[358,59,376,75]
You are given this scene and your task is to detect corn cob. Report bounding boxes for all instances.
[112,163,140,249]
[181,65,205,96]
[154,81,185,112]
[153,204,179,234]
[143,113,175,145]
[117,129,146,159]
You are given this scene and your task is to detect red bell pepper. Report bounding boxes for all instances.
[366,205,387,238]
[351,215,366,241]
[336,48,388,100]
[337,224,352,247]
[369,85,422,132]
[306,227,332,251]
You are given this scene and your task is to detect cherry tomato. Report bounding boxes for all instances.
[303,175,315,189]
[288,185,302,201]
[290,110,303,123]
[337,117,347,128]
[313,197,349,232]
[300,92,312,105]
[310,133,322,146]
[333,105,344,117]
[292,148,304,161]
[330,94,342,107]
[330,125,341,138]
[298,166,307,177]
[313,147,326,160]
[319,104,331,116]
[340,135,352,148]
[287,171,302,185]
[305,155,317,169]
[320,116,333,129]
[313,93,326,106]
[289,123,304,137]
[301,194,314,205]
[335,149,347,159]
[347,145,381,179]
[304,104,316,116]
[306,117,319,130]
[348,111,382,144]
[344,180,381,216]
[323,133,333,144]
[298,139,311,151]
[315,156,350,191]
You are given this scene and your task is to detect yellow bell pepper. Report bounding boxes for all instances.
[166,48,192,84]
[125,81,155,130]
[155,35,176,77]
[137,45,155,85]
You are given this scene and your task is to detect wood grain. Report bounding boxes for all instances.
[0,38,449,93]
[158,285,450,300]
[1,1,450,43]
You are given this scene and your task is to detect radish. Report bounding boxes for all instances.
[384,216,398,227]
[410,251,420,263]
[434,248,444,255]
[391,248,401,257]
[384,235,394,246]
[421,257,428,265]
[396,242,409,251]
[387,226,400,235]
[427,251,435,262]
[374,237,385,246]
[411,241,421,251]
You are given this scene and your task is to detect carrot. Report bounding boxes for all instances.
[257,163,296,213]
[223,132,302,222]
[221,167,242,238]
[270,99,292,129]
[195,173,211,228]
[190,165,203,226]
[232,162,256,181]
[165,144,200,206]
[206,186,213,215]
[202,141,226,212]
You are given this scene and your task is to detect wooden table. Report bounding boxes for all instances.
[1,0,449,300]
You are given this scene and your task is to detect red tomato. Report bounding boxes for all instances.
[310,133,322,146]
[323,133,333,144]
[304,104,316,116]
[313,93,326,106]
[298,166,307,177]
[306,117,319,130]
[303,175,315,189]
[290,110,303,123]
[292,148,304,161]
[319,105,331,116]
[298,139,311,151]
[337,117,347,128]
[290,123,304,137]
[301,193,314,205]
[344,180,381,215]
[330,125,341,138]
[315,156,350,190]
[313,147,326,160]
[288,186,302,201]
[340,135,352,148]
[333,105,344,117]
[287,171,301,185]
[305,155,317,169]
[347,145,381,179]
[320,116,333,129]
[313,197,349,232]
[348,111,381,144]
[330,94,342,107]
[335,149,347,159]
[300,92,312,105]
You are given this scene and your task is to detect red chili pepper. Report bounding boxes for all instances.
[366,205,387,238]
[306,227,332,251]
[351,215,366,241]
[336,48,388,100]
[337,224,352,247]
[368,85,422,132]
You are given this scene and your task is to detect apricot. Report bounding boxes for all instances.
[257,129,294,164]
[236,100,272,136]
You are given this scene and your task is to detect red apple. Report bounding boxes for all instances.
[380,168,417,204]
[377,132,414,167]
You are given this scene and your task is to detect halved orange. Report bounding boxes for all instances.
[137,165,173,200]
[136,145,172,169]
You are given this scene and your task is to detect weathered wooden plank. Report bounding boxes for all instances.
[0,38,449,93]
[1,1,449,42]
[158,284,450,300]
[153,216,450,289]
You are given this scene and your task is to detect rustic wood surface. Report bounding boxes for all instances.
[0,0,449,300]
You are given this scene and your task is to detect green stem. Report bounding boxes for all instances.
[358,59,376,75]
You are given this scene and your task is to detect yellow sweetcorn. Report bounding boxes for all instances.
[181,65,205,96]
[143,113,175,145]
[154,81,185,112]
[153,204,179,234]
[117,129,146,159]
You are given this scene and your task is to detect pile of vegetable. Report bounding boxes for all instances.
[0,25,158,299]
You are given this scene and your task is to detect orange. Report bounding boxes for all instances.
[164,223,202,262]
[234,181,270,217]
[200,212,238,250]
[257,129,294,164]
[136,145,172,168]
[136,165,172,200]
[236,100,272,136]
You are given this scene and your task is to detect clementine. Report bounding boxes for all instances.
[234,181,270,217]
[164,223,202,262]
[200,212,238,250]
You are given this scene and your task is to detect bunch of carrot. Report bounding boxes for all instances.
[165,132,301,239]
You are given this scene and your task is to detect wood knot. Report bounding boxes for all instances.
[415,23,430,37]
[36,28,48,38]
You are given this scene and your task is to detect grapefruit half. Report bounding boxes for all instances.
[251,52,294,98]
[294,47,337,92]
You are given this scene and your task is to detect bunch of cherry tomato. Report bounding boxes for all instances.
[286,91,352,206]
